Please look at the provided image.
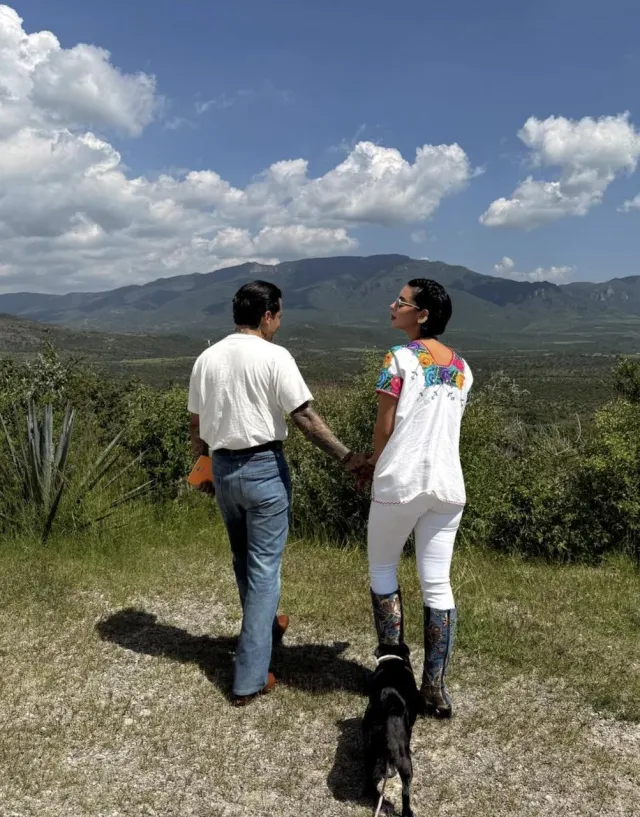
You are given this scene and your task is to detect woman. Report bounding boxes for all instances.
[366,278,472,718]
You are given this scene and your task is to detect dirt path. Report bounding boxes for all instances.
[2,589,638,817]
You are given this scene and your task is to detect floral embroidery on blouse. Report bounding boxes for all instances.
[406,341,465,390]
[375,350,404,397]
[375,342,465,398]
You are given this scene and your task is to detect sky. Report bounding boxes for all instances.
[1,0,640,294]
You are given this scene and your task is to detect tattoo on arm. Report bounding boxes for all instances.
[290,403,350,462]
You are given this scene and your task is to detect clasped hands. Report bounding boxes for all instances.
[344,452,375,492]
[197,451,375,496]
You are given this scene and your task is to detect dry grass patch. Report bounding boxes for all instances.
[1,504,638,816]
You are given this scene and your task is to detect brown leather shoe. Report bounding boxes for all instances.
[232,672,277,707]
[273,614,289,644]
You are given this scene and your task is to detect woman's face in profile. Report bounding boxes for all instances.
[390,284,422,333]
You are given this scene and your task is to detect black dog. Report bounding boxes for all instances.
[362,643,425,817]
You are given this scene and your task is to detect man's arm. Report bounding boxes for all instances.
[189,413,209,458]
[290,402,362,468]
[189,413,214,494]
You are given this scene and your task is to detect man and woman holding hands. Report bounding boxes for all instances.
[188,277,472,711]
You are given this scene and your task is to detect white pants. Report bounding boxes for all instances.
[367,495,463,610]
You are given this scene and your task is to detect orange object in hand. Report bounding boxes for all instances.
[187,455,213,486]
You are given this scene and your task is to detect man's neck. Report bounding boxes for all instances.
[235,326,266,340]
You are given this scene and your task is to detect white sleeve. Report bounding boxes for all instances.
[272,350,313,414]
[188,358,201,415]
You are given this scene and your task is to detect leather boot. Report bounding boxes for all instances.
[421,607,456,718]
[370,588,404,646]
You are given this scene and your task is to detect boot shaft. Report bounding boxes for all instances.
[421,606,457,718]
[423,607,456,669]
[370,588,404,646]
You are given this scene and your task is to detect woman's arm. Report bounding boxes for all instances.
[370,393,398,464]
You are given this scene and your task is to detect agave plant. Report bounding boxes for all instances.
[0,401,152,542]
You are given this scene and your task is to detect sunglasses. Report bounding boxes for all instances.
[392,296,420,310]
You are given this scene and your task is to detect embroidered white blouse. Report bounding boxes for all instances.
[371,341,473,506]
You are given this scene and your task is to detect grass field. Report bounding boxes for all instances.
[1,498,638,816]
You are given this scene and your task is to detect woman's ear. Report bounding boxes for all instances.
[417,310,429,325]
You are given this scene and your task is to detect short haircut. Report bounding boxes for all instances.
[407,278,452,337]
[232,281,282,328]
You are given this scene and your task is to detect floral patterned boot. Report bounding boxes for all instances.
[370,588,404,647]
[421,607,456,718]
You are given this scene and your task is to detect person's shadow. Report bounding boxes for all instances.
[95,608,370,698]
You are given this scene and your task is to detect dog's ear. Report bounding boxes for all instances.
[374,645,382,660]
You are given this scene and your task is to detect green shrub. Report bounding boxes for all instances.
[489,434,580,560]
[124,383,192,493]
[572,398,639,561]
[489,385,639,563]
[0,345,134,441]
[459,372,529,545]
[612,356,640,403]
[286,355,378,540]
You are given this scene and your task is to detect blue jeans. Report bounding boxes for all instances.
[213,448,291,696]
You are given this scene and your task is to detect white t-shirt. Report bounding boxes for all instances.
[372,341,473,506]
[188,333,313,451]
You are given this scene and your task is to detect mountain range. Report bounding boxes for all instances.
[1,256,639,353]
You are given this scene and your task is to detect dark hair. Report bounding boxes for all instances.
[233,280,282,328]
[408,278,452,337]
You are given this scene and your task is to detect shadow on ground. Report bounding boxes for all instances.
[328,717,392,812]
[96,608,370,698]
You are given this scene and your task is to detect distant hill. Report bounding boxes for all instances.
[0,313,206,361]
[1,256,639,354]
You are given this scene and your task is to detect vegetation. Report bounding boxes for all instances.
[0,345,638,563]
[0,399,151,543]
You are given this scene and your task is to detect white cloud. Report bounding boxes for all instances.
[619,194,640,212]
[494,256,515,274]
[0,5,474,293]
[481,113,640,229]
[0,5,159,137]
[249,225,356,256]
[291,141,472,226]
[205,225,356,257]
[410,230,427,244]
[493,256,575,283]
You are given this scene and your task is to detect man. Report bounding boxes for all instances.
[188,280,367,706]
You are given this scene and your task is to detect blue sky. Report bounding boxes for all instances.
[2,0,640,291]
